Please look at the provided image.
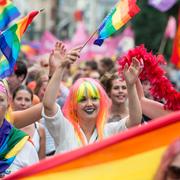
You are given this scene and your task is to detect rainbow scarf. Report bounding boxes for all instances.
[94,0,140,46]
[0,0,20,31]
[0,119,29,175]
[0,10,39,78]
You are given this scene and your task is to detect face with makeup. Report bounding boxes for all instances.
[0,82,9,124]
[76,82,100,122]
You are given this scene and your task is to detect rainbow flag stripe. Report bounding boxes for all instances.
[0,0,20,31]
[5,111,180,180]
[94,0,140,46]
[0,55,12,78]
[21,44,38,58]
[0,11,39,77]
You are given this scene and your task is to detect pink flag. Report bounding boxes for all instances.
[165,16,176,39]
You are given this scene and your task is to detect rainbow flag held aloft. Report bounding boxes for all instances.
[0,10,40,77]
[171,11,180,69]
[94,0,140,46]
[0,55,12,78]
[4,111,180,180]
[0,0,20,31]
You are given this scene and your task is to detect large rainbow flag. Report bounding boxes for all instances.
[94,0,140,46]
[0,10,39,78]
[4,111,180,180]
[0,0,20,31]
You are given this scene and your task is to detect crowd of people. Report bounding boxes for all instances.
[0,41,179,179]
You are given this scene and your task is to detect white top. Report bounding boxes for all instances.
[42,104,127,154]
[32,123,40,152]
[8,141,39,173]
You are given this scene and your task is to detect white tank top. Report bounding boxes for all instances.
[32,122,40,152]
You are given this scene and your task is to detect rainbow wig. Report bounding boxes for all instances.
[63,78,110,145]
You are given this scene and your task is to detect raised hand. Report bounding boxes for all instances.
[123,57,143,86]
[64,46,81,66]
[49,41,67,76]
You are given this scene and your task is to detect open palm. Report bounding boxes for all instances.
[123,57,143,86]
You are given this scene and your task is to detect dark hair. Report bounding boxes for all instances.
[100,58,114,71]
[14,61,28,81]
[13,85,33,101]
[100,72,119,94]
[85,61,98,70]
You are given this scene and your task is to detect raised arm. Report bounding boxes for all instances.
[136,79,172,119]
[13,103,42,128]
[124,57,142,128]
[43,42,81,117]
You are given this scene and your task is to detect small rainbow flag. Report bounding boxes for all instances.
[21,44,38,57]
[0,10,39,77]
[0,0,20,31]
[4,111,180,180]
[94,0,140,46]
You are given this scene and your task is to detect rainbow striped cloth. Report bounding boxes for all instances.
[0,119,29,176]
[0,0,20,31]
[0,10,39,78]
[94,0,140,46]
[5,111,180,180]
[0,56,12,79]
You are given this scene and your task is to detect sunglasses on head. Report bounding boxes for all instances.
[166,165,180,179]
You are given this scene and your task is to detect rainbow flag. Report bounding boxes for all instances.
[171,11,180,69]
[0,11,39,77]
[0,55,12,78]
[5,111,180,180]
[0,0,20,31]
[21,44,38,58]
[94,0,140,46]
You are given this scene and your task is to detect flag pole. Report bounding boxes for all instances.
[80,29,98,52]
[158,35,167,54]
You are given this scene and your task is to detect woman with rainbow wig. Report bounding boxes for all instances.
[42,42,142,153]
[0,80,39,177]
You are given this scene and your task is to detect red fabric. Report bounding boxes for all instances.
[171,10,180,68]
[118,45,180,111]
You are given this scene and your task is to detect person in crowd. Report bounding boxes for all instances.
[42,42,142,153]
[101,73,129,122]
[0,80,38,177]
[31,69,56,156]
[154,139,180,180]
[98,57,115,76]
[12,85,46,160]
[136,79,173,119]
[34,70,49,102]
[84,60,98,77]
[89,71,100,81]
[7,60,28,95]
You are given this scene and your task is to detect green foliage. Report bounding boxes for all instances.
[132,0,179,61]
